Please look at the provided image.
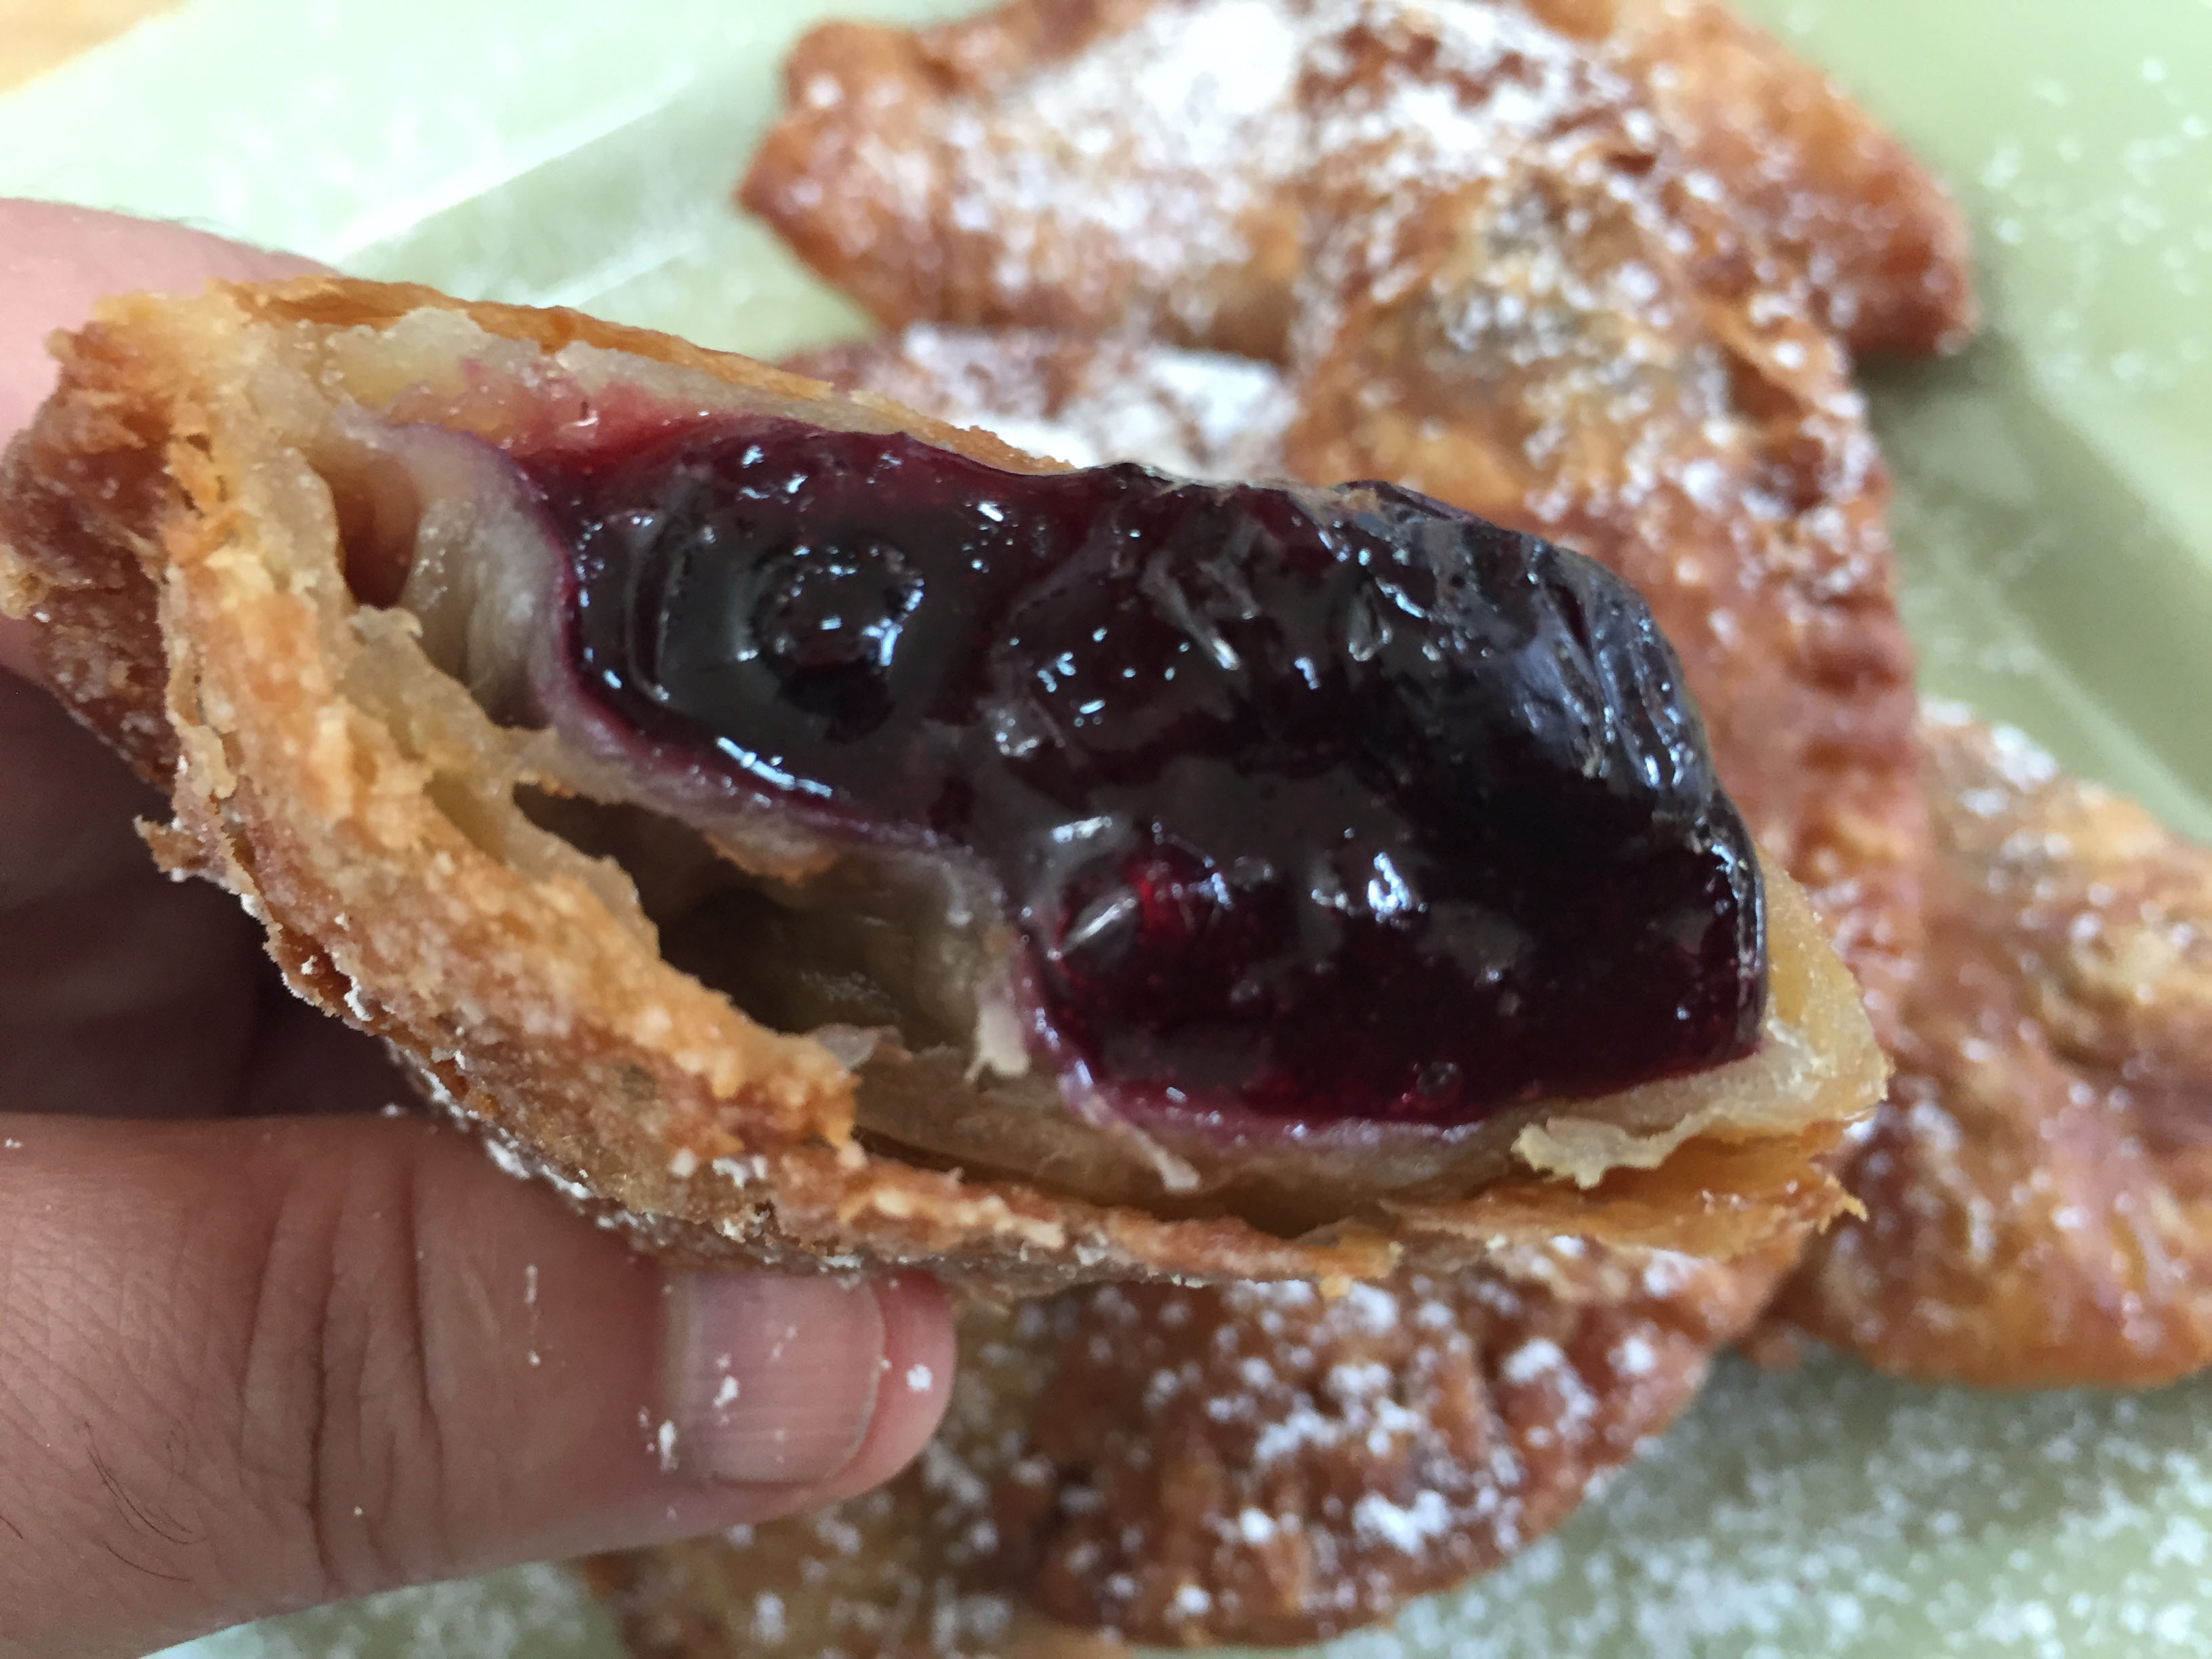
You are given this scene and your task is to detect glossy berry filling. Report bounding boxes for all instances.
[520,416,1763,1130]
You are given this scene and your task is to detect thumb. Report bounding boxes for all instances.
[0,1111,953,1659]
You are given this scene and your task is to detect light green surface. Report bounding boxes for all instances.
[3,0,2210,1653]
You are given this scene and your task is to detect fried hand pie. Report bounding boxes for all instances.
[0,280,1883,1284]
[740,0,1973,365]
[1782,707,2212,1387]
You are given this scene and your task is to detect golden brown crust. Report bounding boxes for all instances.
[0,277,1879,1288]
[1525,0,1975,356]
[740,0,1973,365]
[1780,708,2212,1387]
[0,317,190,777]
[590,1241,1788,1654]
[742,0,1306,361]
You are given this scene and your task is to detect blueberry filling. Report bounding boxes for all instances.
[519,417,1763,1130]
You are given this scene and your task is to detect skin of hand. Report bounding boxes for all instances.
[0,201,955,1659]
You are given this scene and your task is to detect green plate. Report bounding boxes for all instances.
[3,0,2210,1652]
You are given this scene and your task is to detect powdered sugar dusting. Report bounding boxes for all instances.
[790,325,1294,478]
[934,0,1309,332]
[1353,1488,1457,1553]
[774,0,1624,355]
[576,1240,1766,1652]
[1305,1356,2212,1659]
[163,1360,2212,1659]
[159,1563,608,1658]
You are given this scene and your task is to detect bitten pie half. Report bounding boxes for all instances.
[743,0,1938,1054]
[0,279,1883,1286]
[565,328,1822,1656]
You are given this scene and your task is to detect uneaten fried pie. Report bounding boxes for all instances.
[1782,708,2212,1386]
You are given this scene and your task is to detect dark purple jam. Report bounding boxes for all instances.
[521,417,1763,1128]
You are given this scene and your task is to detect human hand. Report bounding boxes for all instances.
[0,200,954,1659]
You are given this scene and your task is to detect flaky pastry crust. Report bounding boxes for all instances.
[0,278,1879,1287]
[1521,0,1975,356]
[1780,708,2212,1387]
[740,0,1973,365]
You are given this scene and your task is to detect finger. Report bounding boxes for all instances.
[1,200,319,676]
[0,1111,954,1659]
[0,668,262,1118]
[0,663,408,1119]
[0,203,342,1116]
[0,199,322,445]
[0,630,410,1120]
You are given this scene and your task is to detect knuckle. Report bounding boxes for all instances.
[236,1146,455,1601]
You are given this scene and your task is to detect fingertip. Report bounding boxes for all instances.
[0,199,321,287]
[828,1271,956,1502]
[3,204,324,680]
[0,617,37,682]
[0,199,323,444]
[659,1265,953,1513]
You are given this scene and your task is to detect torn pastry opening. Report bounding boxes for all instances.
[232,296,1877,1235]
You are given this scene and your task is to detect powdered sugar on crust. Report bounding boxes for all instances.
[786,325,1296,478]
[1781,706,2212,1389]
[933,0,1309,340]
[748,0,1634,361]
